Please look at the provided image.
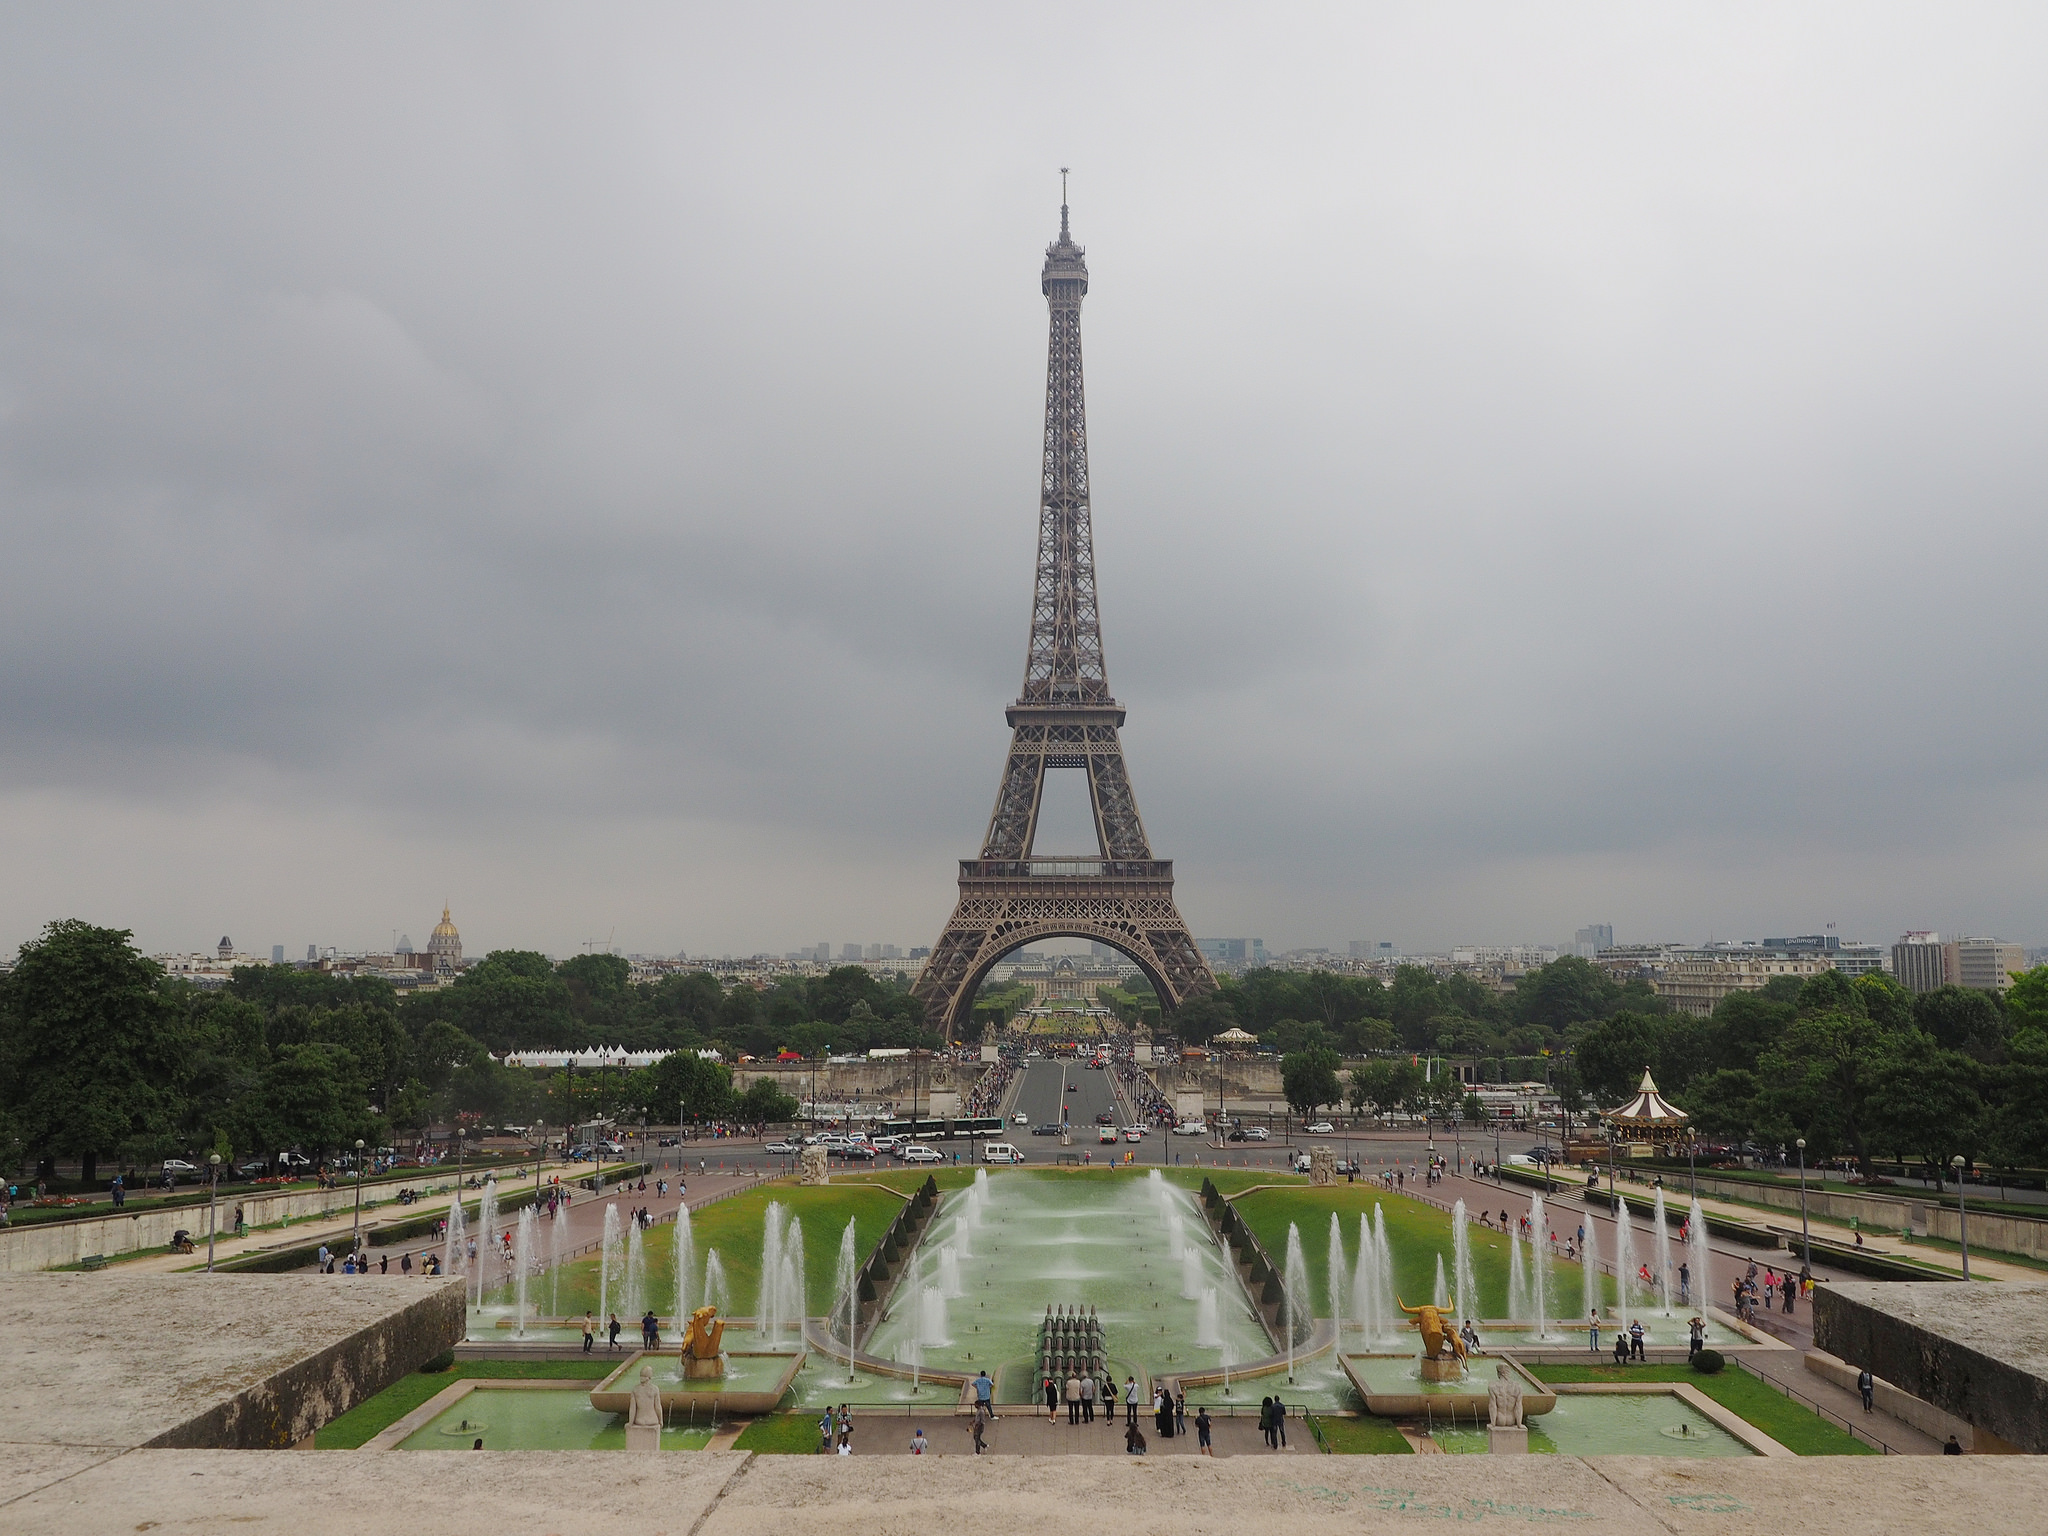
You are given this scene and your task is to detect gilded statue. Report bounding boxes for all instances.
[680,1304,725,1361]
[1397,1298,1469,1362]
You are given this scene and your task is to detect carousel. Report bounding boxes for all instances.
[1604,1068,1690,1155]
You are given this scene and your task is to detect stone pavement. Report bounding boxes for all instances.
[835,1406,1304,1456]
[9,1447,2048,1536]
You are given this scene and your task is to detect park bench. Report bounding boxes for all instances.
[79,1254,110,1270]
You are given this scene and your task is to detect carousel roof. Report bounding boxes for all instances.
[1607,1069,1690,1127]
[1212,1027,1259,1044]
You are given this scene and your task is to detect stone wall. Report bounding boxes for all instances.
[1811,1280,2048,1454]
[1677,1172,2048,1260]
[730,1060,987,1105]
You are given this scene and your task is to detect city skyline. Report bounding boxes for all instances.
[7,11,2048,959]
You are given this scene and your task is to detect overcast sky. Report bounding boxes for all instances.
[4,5,2046,961]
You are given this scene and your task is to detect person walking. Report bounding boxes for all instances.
[608,1312,622,1352]
[1678,1261,1690,1306]
[1044,1374,1059,1422]
[1195,1405,1213,1456]
[1065,1370,1082,1425]
[1175,1387,1186,1438]
[1781,1273,1797,1316]
[1858,1368,1875,1413]
[582,1313,595,1353]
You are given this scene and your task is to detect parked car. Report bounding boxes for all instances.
[234,1159,270,1179]
[1335,1158,1360,1175]
[900,1144,943,1164]
[764,1141,798,1155]
[1032,1123,1062,1136]
[1304,1122,1336,1135]
[160,1159,201,1182]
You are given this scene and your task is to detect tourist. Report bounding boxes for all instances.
[1461,1319,1480,1354]
[1195,1405,1213,1456]
[1080,1371,1096,1423]
[1612,1331,1630,1366]
[608,1312,622,1351]
[342,1253,355,1275]
[1944,1434,1963,1455]
[1125,1375,1139,1426]
[642,1309,659,1348]
[818,1410,834,1453]
[1678,1261,1690,1306]
[1175,1386,1186,1437]
[1781,1273,1797,1316]
[1688,1317,1705,1360]
[1858,1367,1875,1412]
[379,1253,389,1274]
[582,1313,595,1353]
[317,1244,331,1270]
[1763,1266,1777,1309]
[1044,1375,1058,1421]
[1065,1370,1081,1425]
[1272,1395,1287,1448]
[1588,1311,1601,1353]
[911,1426,927,1455]
[401,1251,413,1276]
[973,1369,994,1422]
[1629,1319,1645,1360]
[1259,1396,1277,1449]
[971,1414,987,1454]
[1125,1420,1147,1455]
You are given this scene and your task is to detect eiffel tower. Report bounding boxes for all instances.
[912,188,1217,1032]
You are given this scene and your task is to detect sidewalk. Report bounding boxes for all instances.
[835,1408,1302,1457]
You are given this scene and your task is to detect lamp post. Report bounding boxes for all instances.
[1795,1138,1812,1271]
[1952,1154,1971,1280]
[352,1138,366,1260]
[533,1121,545,1208]
[205,1153,222,1272]
[1687,1135,1698,1203]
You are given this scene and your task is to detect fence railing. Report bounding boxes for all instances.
[1727,1355,1901,1454]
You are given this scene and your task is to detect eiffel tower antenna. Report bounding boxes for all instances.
[912,197,1216,1033]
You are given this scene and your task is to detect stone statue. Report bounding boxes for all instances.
[798,1145,830,1185]
[629,1363,664,1427]
[1397,1299,1469,1363]
[1488,1364,1525,1429]
[1308,1146,1336,1187]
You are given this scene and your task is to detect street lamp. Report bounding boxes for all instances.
[206,1153,222,1272]
[1795,1138,1812,1271]
[352,1138,366,1260]
[533,1121,545,1208]
[1687,1134,1698,1203]
[1952,1154,1971,1280]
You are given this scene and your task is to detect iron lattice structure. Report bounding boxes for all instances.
[912,198,1217,1032]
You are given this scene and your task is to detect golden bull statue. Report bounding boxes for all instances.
[1397,1298,1467,1363]
[680,1305,725,1361]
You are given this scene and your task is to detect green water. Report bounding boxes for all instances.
[1430,1394,1753,1457]
[1343,1353,1501,1399]
[399,1389,717,1450]
[863,1170,1270,1394]
[591,1351,795,1393]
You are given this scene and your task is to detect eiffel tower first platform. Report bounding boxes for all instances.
[911,191,1218,1032]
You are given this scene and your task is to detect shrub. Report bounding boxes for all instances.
[1691,1349,1725,1375]
[419,1350,455,1373]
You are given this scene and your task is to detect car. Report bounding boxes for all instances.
[1304,1122,1336,1135]
[1173,1120,1207,1136]
[1122,1126,1145,1143]
[1243,1126,1270,1141]
[900,1144,943,1164]
[599,1139,627,1154]
[1334,1158,1360,1175]
[764,1141,798,1155]
[868,1135,901,1152]
[1013,1112,1030,1124]
[160,1159,201,1181]
[1032,1123,1062,1136]
[278,1152,313,1170]
[981,1142,1025,1164]
[833,1143,877,1160]
[1094,1112,1115,1125]
[233,1159,270,1179]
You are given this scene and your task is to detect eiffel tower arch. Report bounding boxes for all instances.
[912,190,1218,1033]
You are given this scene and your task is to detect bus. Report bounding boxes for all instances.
[879,1116,1006,1141]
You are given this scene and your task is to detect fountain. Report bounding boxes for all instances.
[514,1206,536,1337]
[782,1215,806,1348]
[1528,1193,1553,1340]
[598,1205,621,1323]
[1652,1188,1674,1315]
[702,1248,729,1317]
[1451,1200,1477,1324]
[1327,1213,1348,1340]
[1283,1222,1308,1381]
[548,1200,567,1319]
[444,1199,467,1286]
[756,1203,788,1343]
[1580,1203,1602,1328]
[473,1182,498,1311]
[1613,1198,1637,1333]
[833,1217,858,1383]
[1195,1287,1221,1349]
[1507,1228,1529,1327]
[1433,1253,1450,1310]
[1687,1199,1711,1315]
[673,1205,695,1328]
[1181,1244,1204,1301]
[920,1284,951,1349]
[940,1244,964,1300]
[622,1221,646,1326]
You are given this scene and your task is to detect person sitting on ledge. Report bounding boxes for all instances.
[1125,1421,1147,1455]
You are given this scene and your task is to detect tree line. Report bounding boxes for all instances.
[0,921,928,1184]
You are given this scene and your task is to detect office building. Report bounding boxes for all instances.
[271,945,285,964]
[1950,937,2025,993]
[1891,933,1947,994]
[1573,924,1614,957]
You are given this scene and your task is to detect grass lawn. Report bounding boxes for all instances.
[488,1181,908,1321]
[732,1411,830,1453]
[1315,1413,1413,1454]
[1527,1364,1879,1455]
[1232,1184,1613,1321]
[315,1360,602,1448]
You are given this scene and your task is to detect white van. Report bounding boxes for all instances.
[982,1142,1025,1164]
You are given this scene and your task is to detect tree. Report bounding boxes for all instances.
[1282,1047,1343,1116]
[736,1076,800,1125]
[1514,957,1624,1035]
[443,951,575,1053]
[1349,1059,1423,1119]
[1867,1035,1983,1171]
[2005,968,2048,1034]
[1756,1009,1898,1176]
[1709,992,1794,1074]
[651,1050,734,1124]
[1676,1068,1760,1141]
[1570,1011,1669,1105]
[0,921,180,1184]
[1169,991,1239,1045]
[1387,967,1442,1050]
[1913,986,2010,1064]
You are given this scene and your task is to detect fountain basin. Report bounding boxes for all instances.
[393,1383,718,1450]
[1429,1388,1759,1456]
[1340,1353,1555,1420]
[588,1349,804,1416]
